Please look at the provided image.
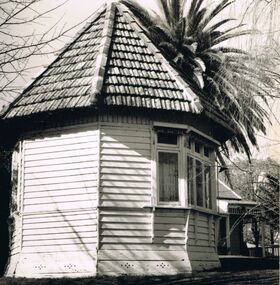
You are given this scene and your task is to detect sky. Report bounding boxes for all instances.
[1,0,280,162]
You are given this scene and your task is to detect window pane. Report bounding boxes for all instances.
[158,152,179,202]
[195,142,201,153]
[196,160,203,206]
[157,133,178,145]
[187,156,194,205]
[204,165,212,208]
[186,137,192,149]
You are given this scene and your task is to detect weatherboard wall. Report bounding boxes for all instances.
[6,116,220,277]
[6,124,99,278]
[97,118,190,275]
[97,116,219,275]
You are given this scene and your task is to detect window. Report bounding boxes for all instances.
[186,138,214,209]
[156,131,180,204]
[158,152,179,202]
[155,129,215,209]
[196,160,203,207]
[157,132,178,145]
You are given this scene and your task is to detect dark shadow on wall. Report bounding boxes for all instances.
[0,147,11,276]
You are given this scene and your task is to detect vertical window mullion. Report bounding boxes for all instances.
[193,158,197,206]
[202,163,205,208]
[180,136,186,207]
[211,151,217,210]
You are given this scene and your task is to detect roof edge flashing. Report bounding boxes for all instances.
[90,1,116,105]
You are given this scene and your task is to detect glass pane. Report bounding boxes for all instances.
[157,133,178,145]
[187,156,194,205]
[204,147,209,157]
[204,165,212,208]
[186,137,192,149]
[196,160,203,206]
[158,152,179,202]
[195,142,201,153]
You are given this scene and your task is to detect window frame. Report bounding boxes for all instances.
[153,124,217,210]
[155,131,186,206]
[186,137,215,210]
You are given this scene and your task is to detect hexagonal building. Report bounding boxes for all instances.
[1,1,233,278]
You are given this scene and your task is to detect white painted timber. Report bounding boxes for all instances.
[11,126,99,278]
[187,211,220,271]
[7,117,221,277]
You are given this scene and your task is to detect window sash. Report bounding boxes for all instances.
[158,151,179,203]
[186,155,213,209]
[155,130,215,209]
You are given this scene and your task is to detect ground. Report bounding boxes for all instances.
[0,269,278,285]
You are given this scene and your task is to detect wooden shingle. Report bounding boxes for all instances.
[3,2,202,119]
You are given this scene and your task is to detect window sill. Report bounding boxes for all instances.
[143,205,220,216]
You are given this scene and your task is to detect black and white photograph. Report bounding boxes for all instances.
[0,0,279,284]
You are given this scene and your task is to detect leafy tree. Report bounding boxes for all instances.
[228,158,279,247]
[121,0,279,159]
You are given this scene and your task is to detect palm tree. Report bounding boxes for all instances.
[121,0,277,159]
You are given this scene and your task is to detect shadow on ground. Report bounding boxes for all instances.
[0,269,279,285]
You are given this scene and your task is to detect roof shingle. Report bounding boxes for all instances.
[3,2,202,119]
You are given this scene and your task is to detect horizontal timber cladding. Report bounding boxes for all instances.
[98,208,191,275]
[23,126,99,213]
[17,125,99,278]
[99,122,152,208]
[187,211,220,271]
[97,120,219,275]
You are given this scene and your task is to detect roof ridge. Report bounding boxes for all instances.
[1,4,107,119]
[90,1,116,104]
[116,2,203,114]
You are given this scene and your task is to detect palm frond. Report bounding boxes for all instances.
[121,0,276,161]
[157,0,171,26]
[198,0,234,31]
[212,29,256,47]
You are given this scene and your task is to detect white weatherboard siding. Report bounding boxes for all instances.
[10,126,99,278]
[97,122,192,275]
[6,118,221,277]
[187,211,220,270]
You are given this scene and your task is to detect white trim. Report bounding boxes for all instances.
[96,124,101,252]
[153,121,220,146]
[226,215,231,253]
[19,141,24,252]
[150,128,157,206]
[184,209,190,250]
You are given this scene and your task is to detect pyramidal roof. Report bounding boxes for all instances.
[3,2,203,119]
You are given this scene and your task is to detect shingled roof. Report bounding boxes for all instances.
[218,180,242,201]
[3,2,205,119]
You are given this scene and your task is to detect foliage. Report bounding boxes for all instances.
[121,0,279,159]
[228,158,279,245]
